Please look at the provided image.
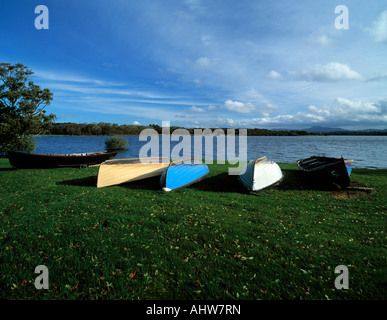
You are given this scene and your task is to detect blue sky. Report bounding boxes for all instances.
[1,0,386,129]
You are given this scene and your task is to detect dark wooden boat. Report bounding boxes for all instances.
[7,150,118,169]
[297,155,352,188]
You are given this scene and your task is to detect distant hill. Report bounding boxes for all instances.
[272,126,387,133]
[271,126,346,133]
[303,126,387,133]
[357,128,387,132]
[303,126,347,133]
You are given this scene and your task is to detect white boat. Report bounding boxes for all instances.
[97,157,169,188]
[238,156,283,191]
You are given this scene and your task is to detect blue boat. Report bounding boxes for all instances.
[160,160,209,191]
[345,159,353,176]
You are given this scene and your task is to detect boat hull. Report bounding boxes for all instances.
[97,158,169,188]
[160,162,209,191]
[7,150,118,169]
[297,156,351,188]
[238,156,283,191]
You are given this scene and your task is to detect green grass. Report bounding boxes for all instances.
[0,159,386,300]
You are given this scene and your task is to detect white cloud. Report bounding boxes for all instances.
[133,121,141,125]
[265,103,279,110]
[34,70,122,86]
[201,34,212,45]
[194,57,213,69]
[300,62,362,82]
[185,0,203,12]
[207,105,218,111]
[223,100,255,113]
[308,25,338,47]
[189,106,206,112]
[367,72,387,82]
[48,82,172,100]
[256,103,279,117]
[370,10,387,44]
[264,98,387,125]
[333,97,383,115]
[181,98,387,129]
[226,119,235,126]
[267,70,283,80]
[312,35,334,46]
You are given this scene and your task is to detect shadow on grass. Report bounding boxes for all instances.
[56,169,343,192]
[57,175,162,190]
[120,176,161,191]
[0,168,14,171]
[190,172,249,194]
[192,169,340,193]
[278,169,340,191]
[57,175,98,187]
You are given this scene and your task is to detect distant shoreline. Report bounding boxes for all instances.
[43,123,387,137]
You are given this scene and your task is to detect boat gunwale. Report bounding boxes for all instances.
[102,157,169,166]
[297,156,346,172]
[8,150,118,158]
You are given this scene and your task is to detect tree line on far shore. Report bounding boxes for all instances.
[48,122,387,136]
[49,122,309,136]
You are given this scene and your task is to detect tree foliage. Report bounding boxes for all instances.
[105,136,128,151]
[0,63,55,155]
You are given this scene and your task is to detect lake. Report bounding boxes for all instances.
[33,135,387,169]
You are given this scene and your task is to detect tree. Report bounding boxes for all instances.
[149,123,161,134]
[104,136,128,151]
[0,63,55,155]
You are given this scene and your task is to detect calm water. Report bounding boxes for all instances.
[34,135,387,169]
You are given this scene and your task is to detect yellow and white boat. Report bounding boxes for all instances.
[97,157,169,188]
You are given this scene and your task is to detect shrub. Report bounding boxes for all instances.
[1,135,36,157]
[104,136,128,151]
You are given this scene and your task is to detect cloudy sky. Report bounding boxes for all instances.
[1,0,386,129]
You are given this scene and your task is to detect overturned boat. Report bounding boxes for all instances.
[160,159,209,192]
[297,155,352,188]
[238,156,283,191]
[97,157,169,188]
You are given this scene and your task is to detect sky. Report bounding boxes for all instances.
[1,0,386,130]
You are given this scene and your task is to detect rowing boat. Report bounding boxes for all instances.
[7,150,118,169]
[97,157,169,188]
[238,156,283,191]
[160,159,209,192]
[297,155,352,188]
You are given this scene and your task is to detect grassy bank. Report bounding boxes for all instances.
[0,159,386,300]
